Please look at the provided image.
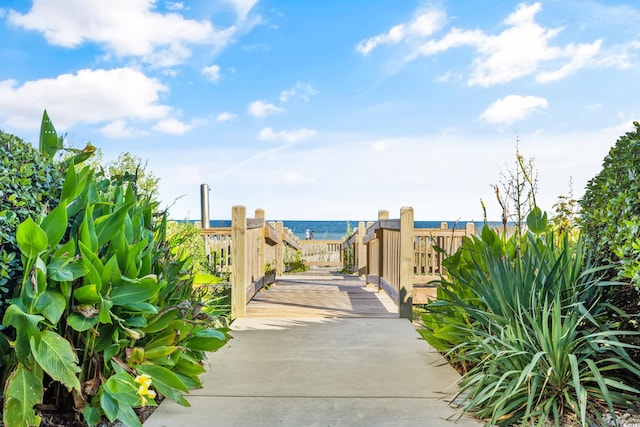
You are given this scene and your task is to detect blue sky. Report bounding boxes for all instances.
[1,1,639,221]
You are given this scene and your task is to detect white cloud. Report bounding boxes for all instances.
[248,100,284,117]
[279,82,318,102]
[357,9,446,55]
[0,68,170,130]
[258,127,317,143]
[223,0,259,21]
[362,2,630,87]
[279,88,295,103]
[9,0,236,67]
[437,71,450,82]
[152,118,192,135]
[480,95,548,125]
[216,111,237,122]
[101,119,140,138]
[202,64,221,82]
[165,1,187,11]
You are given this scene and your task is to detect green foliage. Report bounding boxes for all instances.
[104,152,160,202]
[0,130,65,319]
[167,221,215,276]
[580,122,640,305]
[421,209,640,426]
[1,116,230,426]
[551,179,580,241]
[39,110,64,158]
[284,250,308,273]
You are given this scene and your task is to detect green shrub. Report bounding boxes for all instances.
[167,221,216,276]
[580,122,640,314]
[1,117,230,426]
[0,131,65,319]
[421,209,640,426]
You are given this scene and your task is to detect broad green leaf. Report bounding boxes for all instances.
[175,355,206,377]
[175,372,202,389]
[100,389,120,422]
[67,313,99,332]
[39,201,68,248]
[117,404,142,427]
[193,273,222,285]
[526,207,548,235]
[27,256,48,298]
[144,309,178,333]
[48,256,87,282]
[16,217,48,259]
[33,289,67,324]
[124,317,148,328]
[136,364,190,406]
[120,302,158,314]
[39,110,63,157]
[144,345,180,360]
[103,343,120,364]
[101,255,122,288]
[30,330,81,392]
[99,298,114,324]
[60,162,78,202]
[95,201,136,247]
[79,241,102,291]
[3,363,43,427]
[82,404,102,426]
[3,305,43,360]
[184,328,227,352]
[74,284,101,304]
[104,373,139,407]
[110,276,159,306]
[80,206,98,254]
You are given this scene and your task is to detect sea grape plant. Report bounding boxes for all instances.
[0,131,65,320]
[580,122,640,313]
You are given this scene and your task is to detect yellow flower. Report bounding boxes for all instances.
[134,374,156,406]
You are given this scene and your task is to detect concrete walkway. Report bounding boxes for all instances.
[144,272,480,427]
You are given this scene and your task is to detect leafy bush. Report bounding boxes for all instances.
[284,250,308,273]
[421,209,640,426]
[1,119,229,426]
[167,221,216,276]
[0,131,65,318]
[580,122,640,313]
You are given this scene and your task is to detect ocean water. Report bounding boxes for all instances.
[200,219,499,241]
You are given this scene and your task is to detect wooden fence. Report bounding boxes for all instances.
[341,208,476,319]
[298,240,343,267]
[201,206,299,319]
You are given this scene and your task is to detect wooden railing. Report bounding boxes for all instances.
[342,208,476,319]
[201,206,299,319]
[298,240,343,267]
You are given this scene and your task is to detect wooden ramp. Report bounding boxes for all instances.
[246,269,398,318]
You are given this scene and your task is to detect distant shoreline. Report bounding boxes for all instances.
[176,219,505,241]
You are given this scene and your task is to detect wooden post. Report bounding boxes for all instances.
[255,209,266,290]
[231,206,247,319]
[465,221,476,236]
[357,221,366,277]
[399,206,414,320]
[378,211,389,290]
[276,221,285,275]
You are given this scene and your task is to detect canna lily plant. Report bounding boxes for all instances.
[1,114,229,427]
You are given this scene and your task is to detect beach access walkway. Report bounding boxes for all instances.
[144,269,481,427]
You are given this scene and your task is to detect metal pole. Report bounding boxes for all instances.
[200,184,210,229]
